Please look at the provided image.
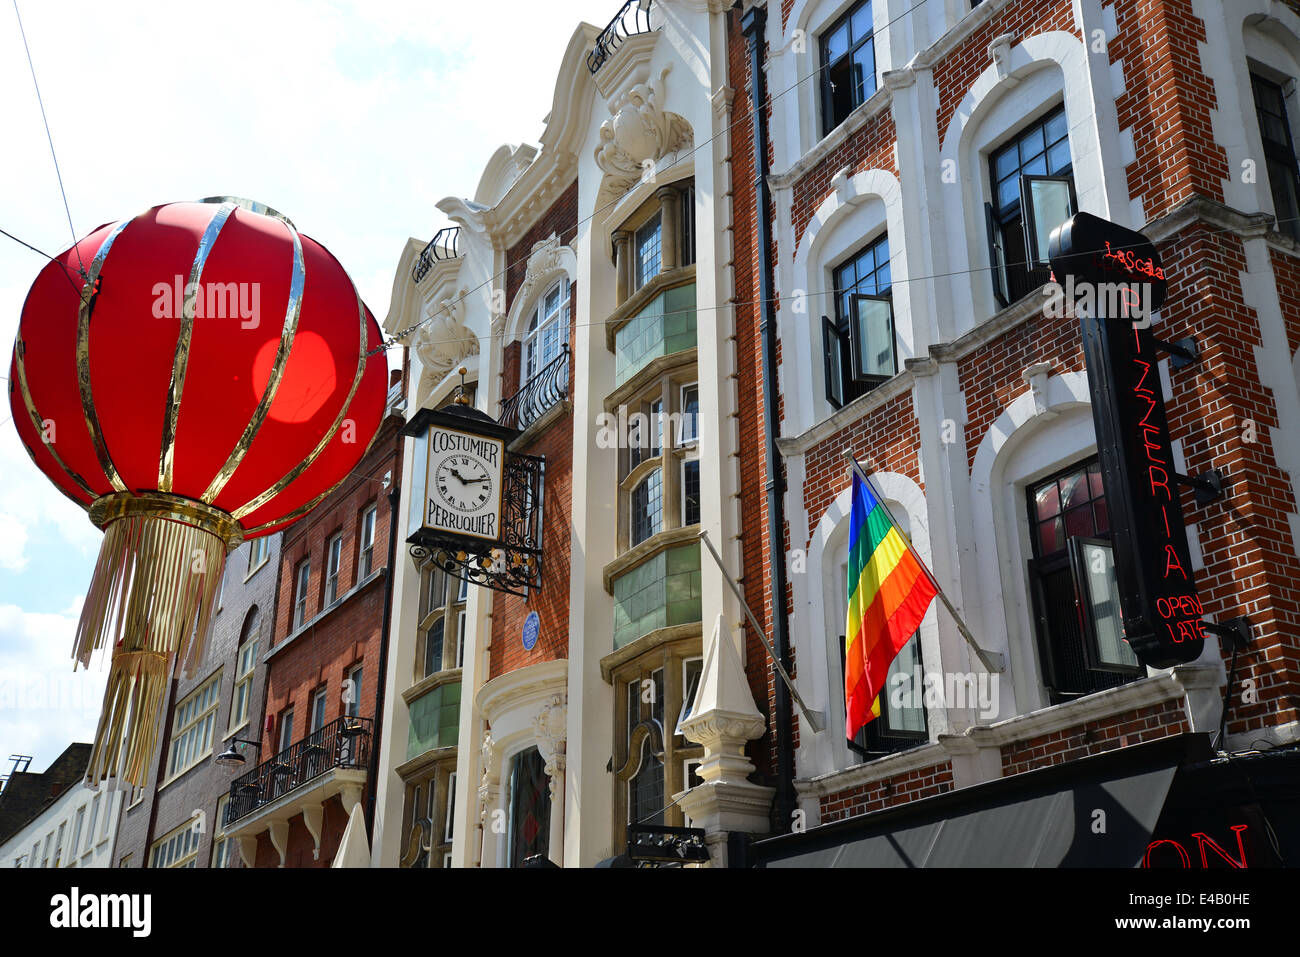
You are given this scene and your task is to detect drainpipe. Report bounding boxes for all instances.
[741,3,796,832]
[364,471,400,844]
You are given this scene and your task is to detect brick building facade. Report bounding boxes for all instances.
[374,0,1300,867]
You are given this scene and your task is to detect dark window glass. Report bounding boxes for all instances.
[821,0,876,134]
[631,469,662,546]
[506,747,551,867]
[838,630,928,758]
[628,736,665,826]
[987,106,1073,305]
[424,618,444,678]
[1252,73,1300,241]
[1026,458,1142,702]
[680,186,696,266]
[824,233,892,407]
[683,459,701,526]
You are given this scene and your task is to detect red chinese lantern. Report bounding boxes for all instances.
[7,198,388,785]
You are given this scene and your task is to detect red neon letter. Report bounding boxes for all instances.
[1144,840,1192,868]
[1192,825,1249,868]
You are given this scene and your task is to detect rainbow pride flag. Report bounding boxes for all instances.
[845,470,938,740]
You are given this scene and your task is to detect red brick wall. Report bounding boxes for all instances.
[1000,699,1188,776]
[819,762,954,822]
[487,186,580,680]
[251,795,350,868]
[933,0,1080,148]
[791,110,897,242]
[504,181,579,308]
[1111,0,1228,218]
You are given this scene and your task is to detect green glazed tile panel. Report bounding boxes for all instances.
[613,543,702,649]
[406,680,461,759]
[614,283,696,386]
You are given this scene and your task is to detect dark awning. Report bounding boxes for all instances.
[748,733,1216,868]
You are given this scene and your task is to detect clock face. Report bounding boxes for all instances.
[422,427,505,542]
[435,454,495,512]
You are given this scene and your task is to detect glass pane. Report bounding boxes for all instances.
[1079,541,1140,668]
[852,297,894,378]
[1059,470,1087,509]
[1047,139,1072,174]
[1088,462,1105,498]
[1044,108,1067,145]
[1028,178,1073,263]
[824,20,849,62]
[1064,505,1094,539]
[851,41,875,105]
[507,748,551,867]
[1034,482,1060,521]
[997,175,1019,212]
[1038,517,1063,555]
[883,635,925,732]
[1021,152,1048,178]
[1093,498,1110,533]
[994,144,1019,182]
[850,1,872,43]
[1018,125,1045,164]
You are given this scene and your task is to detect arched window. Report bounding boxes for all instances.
[524,278,570,380]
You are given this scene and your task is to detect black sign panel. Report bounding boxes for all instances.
[1049,214,1204,668]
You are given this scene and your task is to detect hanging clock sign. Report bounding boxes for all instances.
[402,391,546,596]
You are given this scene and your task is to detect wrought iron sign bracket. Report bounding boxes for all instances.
[1174,468,1226,506]
[1204,615,1253,653]
[1151,335,1199,371]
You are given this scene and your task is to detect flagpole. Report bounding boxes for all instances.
[841,449,1005,674]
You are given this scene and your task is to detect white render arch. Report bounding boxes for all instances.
[501,240,579,347]
[967,370,1094,717]
[798,470,940,777]
[787,167,911,432]
[939,31,1121,339]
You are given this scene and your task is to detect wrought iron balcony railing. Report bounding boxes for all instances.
[224,716,372,827]
[587,0,654,75]
[498,345,570,433]
[412,226,462,283]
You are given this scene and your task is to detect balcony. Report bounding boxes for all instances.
[587,0,654,74]
[412,226,462,283]
[223,716,372,866]
[499,345,570,434]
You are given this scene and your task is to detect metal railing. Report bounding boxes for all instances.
[498,345,570,433]
[224,716,372,827]
[587,0,654,74]
[412,226,462,283]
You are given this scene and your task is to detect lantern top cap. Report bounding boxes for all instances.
[197,196,295,229]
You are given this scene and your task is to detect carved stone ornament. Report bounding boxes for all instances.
[532,693,568,796]
[518,235,564,306]
[412,286,480,381]
[594,65,694,204]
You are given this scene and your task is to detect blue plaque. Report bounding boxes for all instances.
[522,611,540,651]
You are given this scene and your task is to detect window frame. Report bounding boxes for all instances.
[247,535,269,576]
[847,292,897,384]
[359,504,378,579]
[325,532,344,606]
[630,467,664,547]
[633,214,663,291]
[525,277,571,380]
[819,0,877,135]
[1251,72,1300,242]
[149,816,202,869]
[164,672,222,782]
[293,557,311,630]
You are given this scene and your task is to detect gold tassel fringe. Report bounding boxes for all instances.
[77,493,242,787]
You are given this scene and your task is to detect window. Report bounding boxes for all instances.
[824,233,893,408]
[682,458,701,527]
[86,794,101,852]
[325,532,343,606]
[820,0,876,134]
[1252,73,1300,242]
[1026,458,1142,702]
[166,673,221,780]
[506,747,551,867]
[456,611,467,669]
[212,796,236,868]
[71,808,85,861]
[346,664,363,718]
[230,606,260,731]
[987,106,1074,306]
[630,469,663,546]
[247,535,269,575]
[310,685,329,735]
[359,504,378,579]
[293,558,311,629]
[634,215,662,290]
[680,186,696,267]
[678,384,699,444]
[418,562,465,678]
[525,278,571,380]
[150,818,201,868]
[445,772,458,842]
[614,649,703,845]
[279,706,295,752]
[424,618,445,679]
[54,822,65,867]
[838,627,929,757]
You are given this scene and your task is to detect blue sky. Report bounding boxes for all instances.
[0,0,614,773]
